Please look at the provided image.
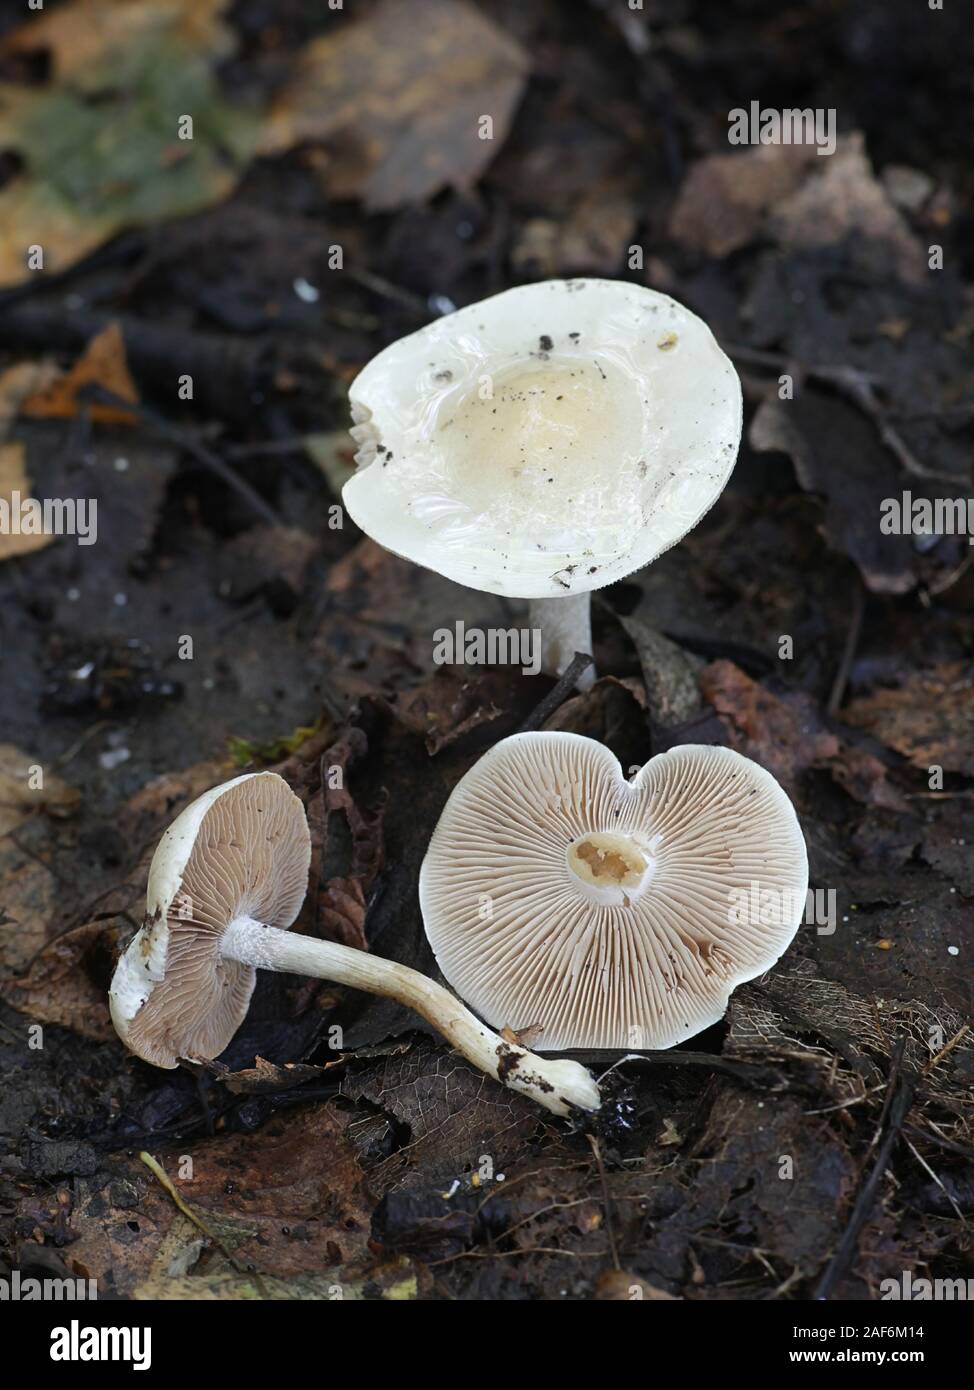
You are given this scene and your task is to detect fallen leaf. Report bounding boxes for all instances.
[259,0,529,211]
[307,726,385,952]
[20,323,139,424]
[749,390,919,595]
[342,1038,552,1196]
[700,660,910,811]
[203,1055,336,1095]
[0,743,79,836]
[391,666,509,754]
[669,143,818,258]
[0,0,257,288]
[771,134,926,285]
[844,663,974,776]
[616,616,701,727]
[0,361,61,436]
[2,920,122,1041]
[513,190,637,277]
[0,0,235,88]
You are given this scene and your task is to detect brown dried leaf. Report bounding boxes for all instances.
[391,666,507,754]
[669,143,818,258]
[2,920,123,1041]
[20,323,139,424]
[771,134,927,285]
[0,743,80,836]
[259,0,529,211]
[700,660,910,811]
[844,663,974,776]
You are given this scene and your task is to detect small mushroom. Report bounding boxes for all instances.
[109,771,599,1117]
[420,733,808,1050]
[343,279,741,687]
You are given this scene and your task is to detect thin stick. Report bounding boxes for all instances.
[827,575,865,715]
[904,1137,966,1223]
[587,1134,621,1270]
[80,384,281,527]
[139,1151,268,1297]
[922,1024,970,1076]
[813,1035,914,1300]
[518,652,595,732]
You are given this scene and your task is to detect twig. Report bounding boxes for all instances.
[813,1034,915,1300]
[139,1151,268,1297]
[567,1048,797,1091]
[928,552,974,597]
[345,267,427,312]
[922,1024,970,1075]
[827,574,865,715]
[518,652,595,732]
[80,384,281,528]
[723,343,960,485]
[904,1137,966,1224]
[0,303,270,422]
[587,1135,621,1270]
[903,1122,974,1162]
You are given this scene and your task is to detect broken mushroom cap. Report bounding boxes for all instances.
[419,733,808,1050]
[109,772,310,1069]
[343,278,741,600]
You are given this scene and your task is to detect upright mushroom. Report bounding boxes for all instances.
[109,771,599,1117]
[420,733,808,1050]
[344,279,741,686]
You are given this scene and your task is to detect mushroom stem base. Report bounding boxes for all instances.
[529,594,595,690]
[221,917,600,1117]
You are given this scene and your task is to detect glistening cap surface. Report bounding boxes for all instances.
[420,733,808,1050]
[343,278,742,598]
[109,772,310,1068]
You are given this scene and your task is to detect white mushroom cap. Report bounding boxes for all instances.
[343,279,742,599]
[109,772,310,1068]
[419,733,808,1050]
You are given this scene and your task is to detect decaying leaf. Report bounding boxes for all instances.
[844,663,974,777]
[0,361,62,436]
[20,323,140,424]
[1,920,122,1041]
[0,743,79,836]
[700,660,910,811]
[0,0,257,288]
[749,390,919,595]
[669,143,819,258]
[259,0,529,211]
[771,134,927,285]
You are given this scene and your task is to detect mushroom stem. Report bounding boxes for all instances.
[221,917,600,1117]
[529,595,595,690]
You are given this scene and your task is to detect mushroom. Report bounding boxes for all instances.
[343,278,741,688]
[109,771,600,1117]
[420,733,808,1050]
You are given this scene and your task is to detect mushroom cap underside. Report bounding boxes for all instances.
[420,733,808,1050]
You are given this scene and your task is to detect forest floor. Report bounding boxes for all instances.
[0,0,971,1300]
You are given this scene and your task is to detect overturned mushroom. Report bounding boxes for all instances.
[344,279,741,687]
[420,733,808,1050]
[109,771,599,1117]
